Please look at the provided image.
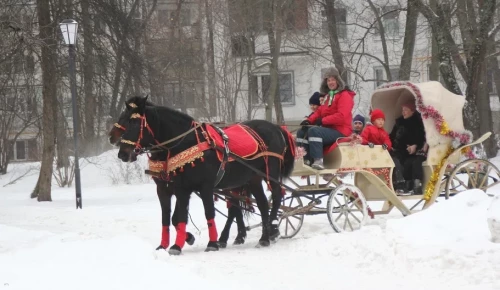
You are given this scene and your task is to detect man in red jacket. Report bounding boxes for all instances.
[297,67,355,170]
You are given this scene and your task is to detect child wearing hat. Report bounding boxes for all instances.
[306,92,322,118]
[361,109,405,191]
[352,114,366,135]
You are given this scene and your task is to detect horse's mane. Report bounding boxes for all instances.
[125,96,155,107]
[125,96,194,123]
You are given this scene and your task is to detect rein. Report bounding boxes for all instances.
[117,112,202,154]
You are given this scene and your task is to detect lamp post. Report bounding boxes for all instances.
[59,19,82,209]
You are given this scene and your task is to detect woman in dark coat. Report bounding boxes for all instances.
[389,101,427,194]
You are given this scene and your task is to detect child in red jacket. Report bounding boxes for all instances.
[361,109,405,192]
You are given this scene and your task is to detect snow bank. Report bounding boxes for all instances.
[0,231,226,290]
[487,194,500,243]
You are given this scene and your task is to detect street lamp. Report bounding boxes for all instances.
[59,19,82,209]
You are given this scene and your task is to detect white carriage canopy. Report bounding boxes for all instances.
[370,81,467,147]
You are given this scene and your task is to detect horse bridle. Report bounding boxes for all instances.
[114,110,202,155]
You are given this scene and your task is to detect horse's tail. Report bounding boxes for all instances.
[279,126,296,178]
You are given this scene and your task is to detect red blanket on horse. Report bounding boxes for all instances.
[205,124,259,161]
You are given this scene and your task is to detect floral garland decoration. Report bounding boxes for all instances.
[377,81,477,201]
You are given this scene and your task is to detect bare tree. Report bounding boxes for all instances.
[411,0,498,156]
[31,0,58,201]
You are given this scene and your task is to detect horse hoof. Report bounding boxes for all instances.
[256,240,270,248]
[205,241,219,252]
[168,245,182,255]
[233,236,246,245]
[186,232,195,246]
[155,245,167,251]
[218,241,227,249]
[270,231,280,243]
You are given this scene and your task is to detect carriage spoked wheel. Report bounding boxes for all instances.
[268,189,305,239]
[326,184,368,233]
[445,159,500,199]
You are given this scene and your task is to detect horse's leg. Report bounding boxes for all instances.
[233,203,247,245]
[268,160,284,242]
[199,187,219,252]
[218,198,236,248]
[168,192,191,255]
[248,177,270,247]
[155,181,172,251]
[268,180,283,242]
[171,195,196,246]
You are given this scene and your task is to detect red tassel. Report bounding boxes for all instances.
[173,171,177,176]
[180,166,184,172]
[201,157,204,162]
[191,162,195,167]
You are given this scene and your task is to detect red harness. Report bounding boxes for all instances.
[116,112,286,185]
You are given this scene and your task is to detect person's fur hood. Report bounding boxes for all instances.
[320,67,346,94]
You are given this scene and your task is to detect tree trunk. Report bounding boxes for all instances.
[32,0,57,201]
[399,1,418,80]
[204,0,217,117]
[324,0,345,78]
[462,0,495,137]
[479,62,498,157]
[264,0,276,122]
[81,0,96,155]
[410,0,462,95]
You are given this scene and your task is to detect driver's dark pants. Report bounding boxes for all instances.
[296,126,344,161]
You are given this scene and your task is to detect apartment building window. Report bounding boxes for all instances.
[161,81,198,108]
[321,7,347,39]
[251,72,295,105]
[157,9,191,27]
[231,35,254,57]
[382,6,399,37]
[373,5,400,37]
[7,139,38,161]
[374,67,399,88]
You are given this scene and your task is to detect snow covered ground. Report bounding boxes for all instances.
[1,150,500,290]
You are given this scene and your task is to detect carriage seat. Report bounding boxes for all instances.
[323,143,395,170]
[421,143,459,167]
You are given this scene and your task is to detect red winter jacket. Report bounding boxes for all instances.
[307,89,355,137]
[360,124,392,150]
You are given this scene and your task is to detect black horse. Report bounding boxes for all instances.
[115,96,295,255]
[109,102,254,252]
[109,102,197,250]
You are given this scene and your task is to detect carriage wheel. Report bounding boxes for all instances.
[445,159,500,199]
[326,184,368,233]
[268,190,305,239]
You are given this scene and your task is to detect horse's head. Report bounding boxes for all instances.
[108,105,132,146]
[114,96,155,162]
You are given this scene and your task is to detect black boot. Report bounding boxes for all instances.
[405,180,413,192]
[413,179,422,195]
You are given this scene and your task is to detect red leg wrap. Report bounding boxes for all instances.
[174,222,187,248]
[207,218,218,242]
[160,226,169,248]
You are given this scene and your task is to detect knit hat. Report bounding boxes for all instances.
[309,92,321,106]
[320,67,345,94]
[402,101,417,112]
[353,114,365,125]
[370,109,385,123]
